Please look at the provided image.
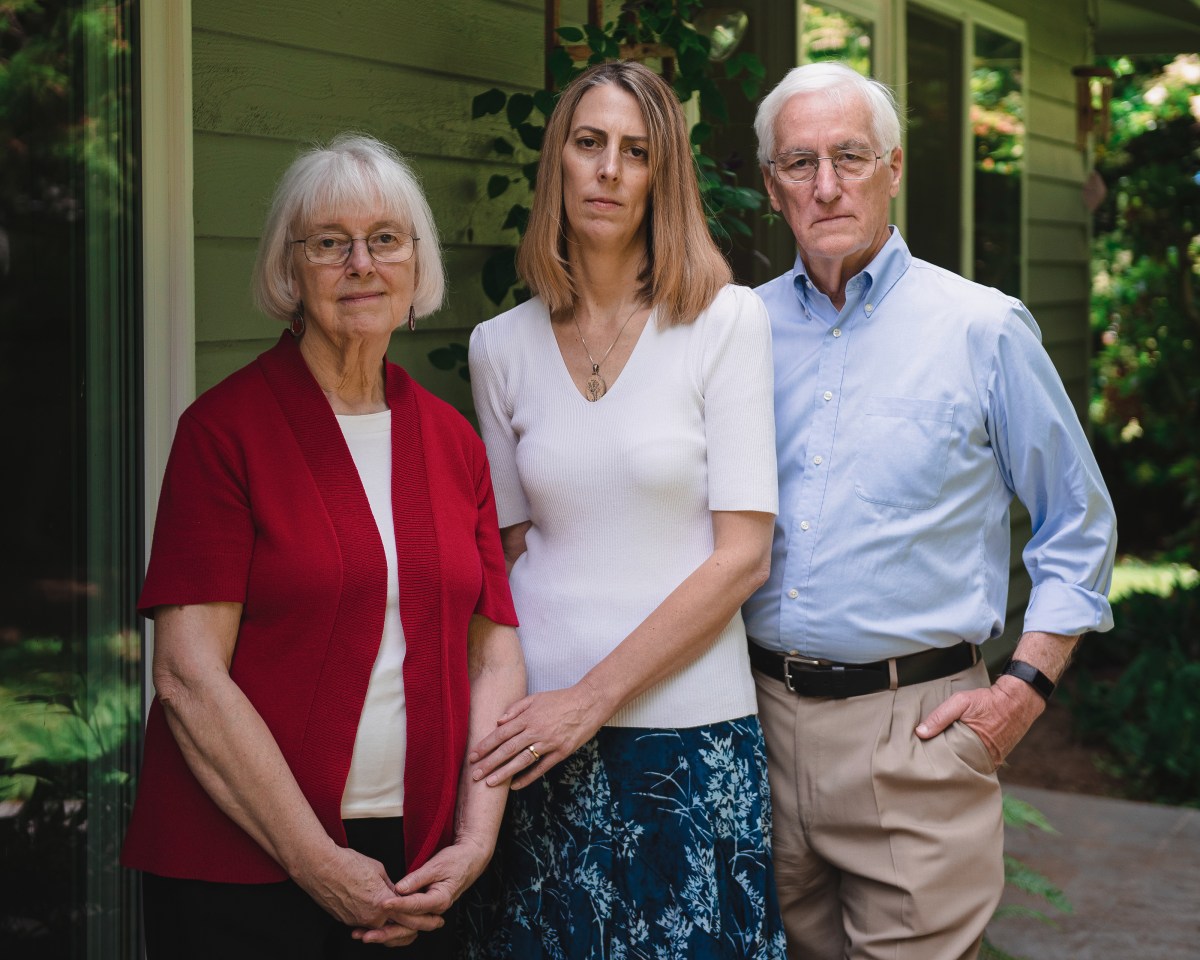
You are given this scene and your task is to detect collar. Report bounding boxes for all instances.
[790,226,912,321]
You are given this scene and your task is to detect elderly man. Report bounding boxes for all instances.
[743,61,1117,960]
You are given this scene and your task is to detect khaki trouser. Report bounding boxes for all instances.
[754,658,1004,960]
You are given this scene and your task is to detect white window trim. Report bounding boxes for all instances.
[140,0,195,701]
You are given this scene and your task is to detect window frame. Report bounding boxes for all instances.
[898,0,1029,295]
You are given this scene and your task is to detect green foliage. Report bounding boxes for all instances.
[0,633,139,803]
[1090,55,1200,564]
[1066,582,1200,806]
[798,4,872,77]
[982,795,1072,960]
[0,632,140,950]
[468,0,767,309]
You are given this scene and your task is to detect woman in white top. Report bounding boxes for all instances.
[462,61,785,959]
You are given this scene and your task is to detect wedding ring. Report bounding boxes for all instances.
[527,745,541,762]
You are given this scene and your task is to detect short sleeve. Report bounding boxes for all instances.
[469,321,531,527]
[471,440,519,626]
[700,287,779,515]
[138,411,255,616]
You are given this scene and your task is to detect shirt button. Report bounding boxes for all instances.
[865,303,874,313]
[832,328,842,337]
[800,520,811,531]
[823,390,833,401]
[787,588,799,599]
[813,455,823,465]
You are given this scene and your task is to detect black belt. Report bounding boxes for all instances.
[747,640,978,699]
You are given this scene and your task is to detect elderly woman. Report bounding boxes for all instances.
[121,134,525,958]
[463,62,786,958]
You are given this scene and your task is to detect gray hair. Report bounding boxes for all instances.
[754,62,904,166]
[252,133,445,324]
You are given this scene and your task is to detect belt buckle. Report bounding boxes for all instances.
[782,654,835,693]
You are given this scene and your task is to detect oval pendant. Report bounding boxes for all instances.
[585,372,607,402]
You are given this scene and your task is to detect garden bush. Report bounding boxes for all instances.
[1066,582,1200,806]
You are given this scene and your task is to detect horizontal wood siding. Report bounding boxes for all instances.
[191,0,554,406]
[980,0,1095,657]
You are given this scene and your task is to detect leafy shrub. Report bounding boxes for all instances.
[1066,582,1200,806]
[982,794,1072,960]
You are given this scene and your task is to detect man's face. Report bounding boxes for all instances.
[763,90,902,285]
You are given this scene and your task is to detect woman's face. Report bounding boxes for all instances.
[560,83,652,251]
[290,210,416,351]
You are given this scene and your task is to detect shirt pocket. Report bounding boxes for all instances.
[852,396,956,510]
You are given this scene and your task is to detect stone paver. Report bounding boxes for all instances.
[986,784,1200,960]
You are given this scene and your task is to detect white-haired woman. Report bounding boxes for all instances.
[122,133,525,959]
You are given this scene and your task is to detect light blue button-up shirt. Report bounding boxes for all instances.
[743,228,1116,661]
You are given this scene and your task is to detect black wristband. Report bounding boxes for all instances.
[1002,659,1056,701]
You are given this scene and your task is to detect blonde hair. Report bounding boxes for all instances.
[518,61,730,326]
[252,133,445,325]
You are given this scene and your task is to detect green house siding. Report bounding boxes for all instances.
[190,0,549,405]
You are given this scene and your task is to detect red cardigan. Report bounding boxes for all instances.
[121,333,517,882]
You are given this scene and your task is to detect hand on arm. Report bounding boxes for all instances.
[915,630,1079,766]
[354,615,526,944]
[152,603,425,932]
[469,510,774,789]
[500,521,531,573]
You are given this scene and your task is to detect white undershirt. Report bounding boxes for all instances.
[337,410,406,819]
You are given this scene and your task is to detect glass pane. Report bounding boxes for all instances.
[905,5,963,273]
[800,3,873,75]
[972,25,1024,295]
[0,1,141,958]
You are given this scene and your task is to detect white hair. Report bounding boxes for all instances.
[252,133,445,324]
[754,62,904,166]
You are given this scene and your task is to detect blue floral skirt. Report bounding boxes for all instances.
[459,715,787,960]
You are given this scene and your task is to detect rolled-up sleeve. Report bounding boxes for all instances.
[987,304,1117,635]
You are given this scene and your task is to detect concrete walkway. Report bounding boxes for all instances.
[986,785,1200,959]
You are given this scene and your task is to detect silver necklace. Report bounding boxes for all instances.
[571,302,642,402]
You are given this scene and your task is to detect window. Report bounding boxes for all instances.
[799,1,876,75]
[905,1,1026,296]
[0,2,142,956]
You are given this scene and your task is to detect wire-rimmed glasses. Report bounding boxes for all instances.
[769,150,883,184]
[292,231,418,265]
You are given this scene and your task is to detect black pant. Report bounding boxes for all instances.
[142,818,457,959]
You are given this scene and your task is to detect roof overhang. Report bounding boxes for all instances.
[1095,0,1200,55]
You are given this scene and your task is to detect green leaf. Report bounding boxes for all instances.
[548,47,576,87]
[472,87,506,119]
[502,204,530,234]
[487,174,511,199]
[492,137,514,156]
[532,89,558,118]
[521,161,541,185]
[1002,854,1073,914]
[741,77,761,101]
[690,121,713,146]
[516,122,544,152]
[721,216,753,237]
[991,904,1055,923]
[1001,794,1058,833]
[979,938,1024,960]
[507,93,534,127]
[556,26,584,42]
[584,23,607,53]
[482,248,518,306]
[428,346,461,371]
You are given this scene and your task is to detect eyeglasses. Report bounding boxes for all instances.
[769,150,883,184]
[292,231,419,265]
